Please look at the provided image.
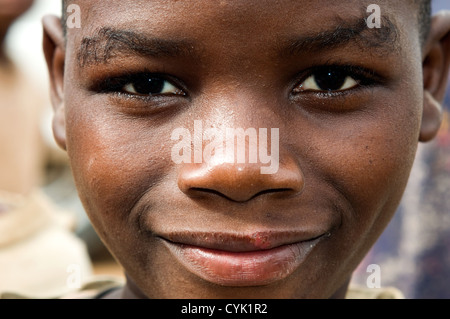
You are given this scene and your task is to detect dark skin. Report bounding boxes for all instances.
[43,0,450,298]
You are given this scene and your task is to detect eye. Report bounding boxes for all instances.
[294,67,361,93]
[121,74,185,96]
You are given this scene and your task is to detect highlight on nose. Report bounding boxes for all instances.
[172,120,304,202]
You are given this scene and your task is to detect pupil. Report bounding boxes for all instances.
[134,76,165,95]
[315,69,346,91]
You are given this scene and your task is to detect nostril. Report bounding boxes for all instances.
[188,187,296,202]
[177,158,304,203]
[189,187,235,201]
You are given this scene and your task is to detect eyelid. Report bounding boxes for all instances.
[292,65,379,94]
[96,72,187,97]
[298,75,358,92]
[122,79,184,96]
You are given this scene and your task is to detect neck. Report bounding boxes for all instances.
[105,274,352,299]
[330,278,351,299]
[120,274,149,299]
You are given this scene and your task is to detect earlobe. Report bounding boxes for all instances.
[52,106,67,151]
[419,91,443,142]
[420,11,450,142]
[42,14,67,150]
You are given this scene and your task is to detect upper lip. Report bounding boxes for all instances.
[159,230,328,252]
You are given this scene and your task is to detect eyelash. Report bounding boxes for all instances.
[95,65,380,103]
[97,73,186,100]
[292,65,381,96]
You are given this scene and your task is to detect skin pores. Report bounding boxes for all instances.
[46,0,443,298]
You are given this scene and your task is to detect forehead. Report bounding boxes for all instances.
[66,0,421,71]
[67,0,417,42]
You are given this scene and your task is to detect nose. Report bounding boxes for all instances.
[175,89,305,202]
[177,158,304,203]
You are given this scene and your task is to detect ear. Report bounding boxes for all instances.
[42,14,67,150]
[420,11,450,142]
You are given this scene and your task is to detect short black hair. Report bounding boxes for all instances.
[416,0,432,44]
[61,0,432,44]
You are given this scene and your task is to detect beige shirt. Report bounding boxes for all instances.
[0,58,94,299]
[0,189,94,298]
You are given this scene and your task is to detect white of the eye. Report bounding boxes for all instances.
[160,81,179,94]
[339,76,358,90]
[123,83,138,94]
[301,75,358,91]
[122,80,179,95]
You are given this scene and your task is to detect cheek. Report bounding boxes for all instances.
[65,109,171,244]
[329,129,417,209]
[318,103,421,236]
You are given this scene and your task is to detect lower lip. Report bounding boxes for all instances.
[164,238,322,287]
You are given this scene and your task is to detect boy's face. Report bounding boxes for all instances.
[47,0,446,298]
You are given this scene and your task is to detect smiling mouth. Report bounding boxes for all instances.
[160,231,329,287]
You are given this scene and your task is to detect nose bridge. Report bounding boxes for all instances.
[175,91,305,203]
[197,82,280,133]
[194,88,283,172]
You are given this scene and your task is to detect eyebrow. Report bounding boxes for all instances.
[77,13,400,68]
[77,27,196,67]
[284,15,400,56]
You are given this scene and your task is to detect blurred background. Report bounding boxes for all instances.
[0,0,123,298]
[4,0,114,262]
[0,0,449,298]
[352,0,450,299]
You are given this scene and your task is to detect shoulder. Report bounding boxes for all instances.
[1,276,124,300]
[61,276,125,299]
[346,284,405,299]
